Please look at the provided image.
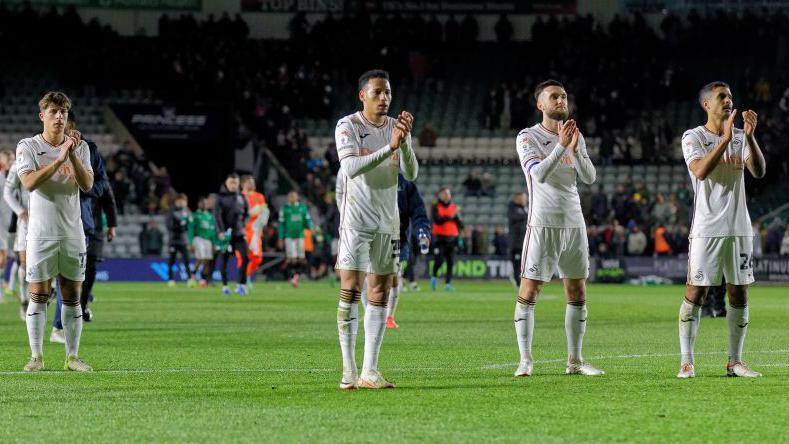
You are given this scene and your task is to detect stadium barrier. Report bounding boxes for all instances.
[87,255,789,283]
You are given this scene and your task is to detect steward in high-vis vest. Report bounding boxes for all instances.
[430,187,464,292]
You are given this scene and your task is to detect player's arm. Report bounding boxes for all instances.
[521,121,575,183]
[687,111,736,181]
[336,120,399,178]
[85,143,110,198]
[408,182,431,241]
[569,131,596,184]
[18,140,71,191]
[742,110,766,178]
[397,112,418,181]
[70,140,94,193]
[3,169,26,217]
[431,203,451,224]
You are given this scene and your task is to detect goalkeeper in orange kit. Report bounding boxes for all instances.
[237,175,269,286]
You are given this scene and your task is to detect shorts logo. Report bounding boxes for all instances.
[694,270,704,281]
[341,254,353,265]
[528,264,539,274]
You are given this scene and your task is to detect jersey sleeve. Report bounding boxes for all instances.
[15,141,36,176]
[681,130,705,167]
[516,129,543,175]
[742,133,752,162]
[335,119,360,161]
[77,141,94,175]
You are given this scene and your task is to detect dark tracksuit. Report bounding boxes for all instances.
[54,138,117,326]
[431,200,463,284]
[507,200,528,286]
[214,185,249,285]
[397,174,431,282]
[167,207,193,280]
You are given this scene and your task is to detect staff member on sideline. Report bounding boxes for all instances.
[430,187,463,292]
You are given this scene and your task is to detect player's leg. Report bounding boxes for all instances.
[443,238,455,291]
[180,245,196,286]
[723,236,760,377]
[357,234,398,388]
[514,277,542,377]
[57,238,91,371]
[430,237,446,291]
[167,245,177,286]
[23,240,58,371]
[220,249,232,294]
[510,247,521,288]
[0,246,7,302]
[557,227,603,376]
[335,227,374,389]
[679,237,723,377]
[234,237,249,294]
[514,227,544,376]
[81,252,98,320]
[17,250,28,320]
[50,286,66,344]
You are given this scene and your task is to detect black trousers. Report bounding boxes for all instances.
[168,243,192,280]
[510,247,522,287]
[432,235,458,284]
[220,236,249,285]
[80,237,104,311]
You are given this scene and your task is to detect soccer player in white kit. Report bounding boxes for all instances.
[4,156,31,320]
[334,70,418,389]
[677,82,766,378]
[513,80,604,377]
[17,91,94,372]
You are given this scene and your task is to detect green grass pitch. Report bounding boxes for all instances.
[0,281,787,443]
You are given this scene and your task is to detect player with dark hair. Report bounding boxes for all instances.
[514,80,602,377]
[677,81,766,378]
[334,69,418,389]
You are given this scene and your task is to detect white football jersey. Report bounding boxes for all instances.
[335,111,413,235]
[682,126,752,238]
[4,161,30,214]
[16,134,92,241]
[516,124,588,228]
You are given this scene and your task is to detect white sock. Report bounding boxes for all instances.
[726,305,749,364]
[61,304,84,357]
[386,286,399,318]
[337,300,359,376]
[514,301,535,363]
[9,261,18,296]
[565,304,587,363]
[678,300,701,365]
[26,301,47,357]
[362,304,387,374]
[18,266,28,303]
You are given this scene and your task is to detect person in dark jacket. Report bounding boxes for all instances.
[52,115,117,338]
[508,192,528,287]
[214,173,249,295]
[166,193,196,286]
[431,187,463,292]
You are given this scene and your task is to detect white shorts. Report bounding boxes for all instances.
[336,227,399,275]
[193,237,213,260]
[687,236,755,286]
[0,228,7,251]
[15,219,27,252]
[26,237,87,283]
[285,238,305,259]
[521,226,589,282]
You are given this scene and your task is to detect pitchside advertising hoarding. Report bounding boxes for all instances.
[91,255,789,283]
[241,0,576,13]
[3,0,200,9]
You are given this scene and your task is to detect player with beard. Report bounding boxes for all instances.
[513,80,602,377]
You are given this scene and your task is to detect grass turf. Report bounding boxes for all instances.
[0,281,787,443]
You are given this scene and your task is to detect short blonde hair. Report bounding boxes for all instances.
[39,91,72,112]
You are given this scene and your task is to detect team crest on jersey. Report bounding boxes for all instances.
[694,270,704,282]
[732,138,741,147]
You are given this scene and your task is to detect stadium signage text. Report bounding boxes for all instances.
[5,0,201,9]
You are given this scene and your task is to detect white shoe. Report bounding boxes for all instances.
[50,328,66,344]
[677,362,695,379]
[339,370,358,390]
[726,361,762,378]
[357,370,395,389]
[514,359,533,377]
[24,356,44,372]
[566,360,605,376]
[410,282,420,292]
[64,356,93,372]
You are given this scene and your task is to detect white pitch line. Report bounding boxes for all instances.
[482,349,789,369]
